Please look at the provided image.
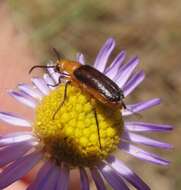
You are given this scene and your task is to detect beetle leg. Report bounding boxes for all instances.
[47,76,62,87]
[52,80,71,119]
[120,89,125,99]
[47,74,71,87]
[120,100,142,118]
[93,108,102,150]
[121,100,127,110]
[119,89,126,109]
[47,83,59,87]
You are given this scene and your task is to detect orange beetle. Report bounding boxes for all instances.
[29,49,126,149]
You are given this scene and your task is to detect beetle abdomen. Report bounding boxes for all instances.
[74,65,121,102]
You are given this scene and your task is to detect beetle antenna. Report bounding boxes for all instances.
[52,48,65,61]
[29,65,55,74]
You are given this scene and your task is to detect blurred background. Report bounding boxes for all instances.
[2,0,181,189]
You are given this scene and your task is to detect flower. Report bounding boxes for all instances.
[0,38,173,190]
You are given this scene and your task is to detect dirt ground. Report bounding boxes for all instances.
[1,1,181,189]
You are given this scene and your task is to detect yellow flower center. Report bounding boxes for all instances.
[34,84,123,167]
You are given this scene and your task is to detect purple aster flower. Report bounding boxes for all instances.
[0,38,173,190]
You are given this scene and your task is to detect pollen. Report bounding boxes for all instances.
[34,84,124,167]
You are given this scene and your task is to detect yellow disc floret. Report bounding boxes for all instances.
[34,84,124,167]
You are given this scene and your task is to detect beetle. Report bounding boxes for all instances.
[29,48,127,149]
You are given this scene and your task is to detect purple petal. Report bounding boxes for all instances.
[31,77,50,95]
[80,167,89,190]
[94,38,115,72]
[27,161,52,190]
[122,131,173,149]
[107,156,150,190]
[0,112,31,127]
[18,83,43,100]
[0,151,42,189]
[98,162,129,190]
[123,70,145,96]
[125,122,173,132]
[115,57,139,88]
[27,161,59,190]
[47,62,60,83]
[43,73,56,90]
[8,90,37,108]
[77,53,85,65]
[42,165,60,190]
[105,51,126,79]
[122,98,161,116]
[90,167,106,190]
[56,163,70,190]
[0,132,35,146]
[119,141,170,165]
[0,142,33,167]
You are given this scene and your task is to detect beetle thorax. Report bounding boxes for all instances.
[58,60,81,75]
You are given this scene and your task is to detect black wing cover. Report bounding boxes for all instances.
[74,65,121,102]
